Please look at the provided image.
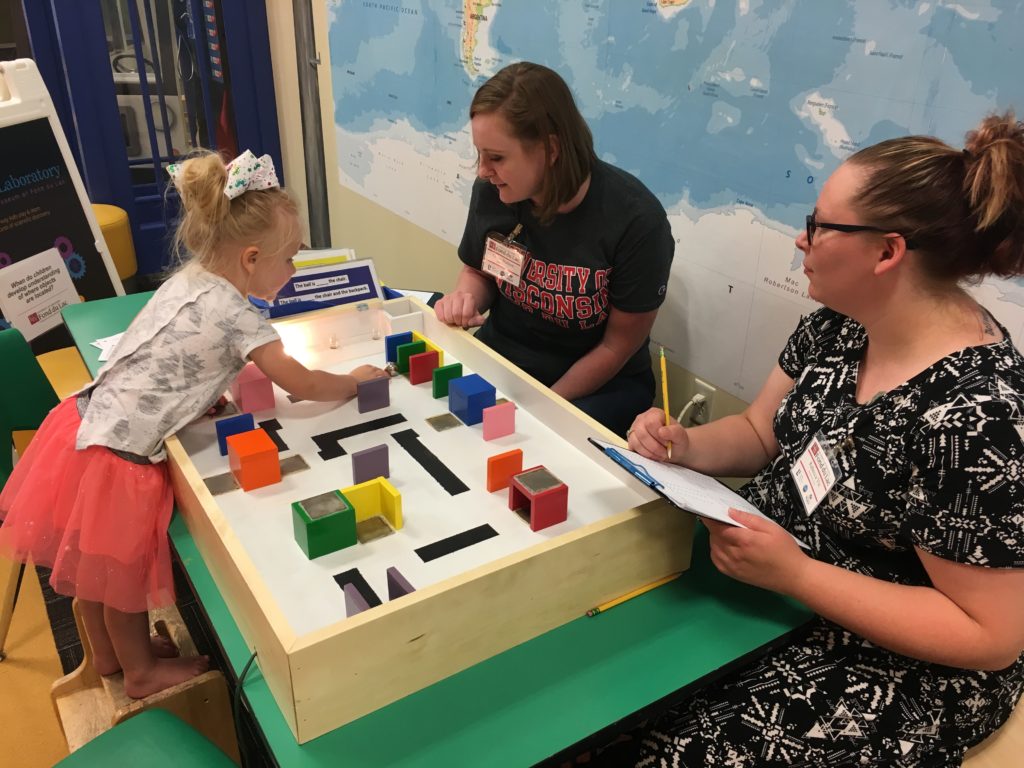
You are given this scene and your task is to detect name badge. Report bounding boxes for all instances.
[790,433,839,515]
[482,229,529,287]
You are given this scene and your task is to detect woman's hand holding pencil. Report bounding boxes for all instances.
[626,406,688,463]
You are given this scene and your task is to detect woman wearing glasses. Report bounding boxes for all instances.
[620,113,1024,766]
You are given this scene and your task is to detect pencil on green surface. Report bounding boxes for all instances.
[586,572,682,617]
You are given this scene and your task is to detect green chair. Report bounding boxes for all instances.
[0,326,60,485]
[55,708,237,767]
[0,327,61,661]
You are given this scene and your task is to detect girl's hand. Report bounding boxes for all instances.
[434,291,486,329]
[703,509,809,595]
[205,395,229,417]
[349,364,391,382]
[627,407,688,462]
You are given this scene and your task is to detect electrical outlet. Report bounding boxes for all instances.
[690,378,716,425]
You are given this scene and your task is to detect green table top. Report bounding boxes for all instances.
[62,291,154,375]
[63,293,813,767]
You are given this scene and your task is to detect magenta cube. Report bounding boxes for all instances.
[231,363,275,413]
[482,401,516,440]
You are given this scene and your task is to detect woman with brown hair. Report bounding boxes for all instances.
[434,62,674,437]
[617,113,1024,766]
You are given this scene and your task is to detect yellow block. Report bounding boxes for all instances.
[340,477,403,530]
[411,331,444,367]
[91,203,137,281]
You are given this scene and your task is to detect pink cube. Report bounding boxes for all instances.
[231,362,275,413]
[482,401,516,441]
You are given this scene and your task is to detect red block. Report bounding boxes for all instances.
[408,350,440,385]
[509,465,568,532]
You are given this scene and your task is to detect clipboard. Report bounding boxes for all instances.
[588,437,808,548]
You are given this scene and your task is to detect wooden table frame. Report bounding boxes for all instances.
[62,292,812,767]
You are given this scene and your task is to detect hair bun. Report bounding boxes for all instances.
[173,151,231,224]
[964,111,1024,159]
[962,111,1024,230]
[962,111,1024,276]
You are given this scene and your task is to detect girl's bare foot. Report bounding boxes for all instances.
[80,600,122,675]
[151,633,180,658]
[123,655,210,699]
[93,654,122,676]
[93,634,179,676]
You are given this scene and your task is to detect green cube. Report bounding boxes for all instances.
[395,340,427,374]
[432,362,464,398]
[292,490,356,559]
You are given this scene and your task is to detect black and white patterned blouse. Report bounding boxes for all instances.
[641,308,1024,766]
[745,307,1024,579]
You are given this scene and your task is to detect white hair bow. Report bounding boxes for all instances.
[166,150,280,199]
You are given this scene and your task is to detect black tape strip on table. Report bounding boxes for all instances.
[332,568,382,608]
[390,428,470,495]
[258,418,288,452]
[313,414,408,460]
[415,524,499,563]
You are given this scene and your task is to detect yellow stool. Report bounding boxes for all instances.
[91,204,137,283]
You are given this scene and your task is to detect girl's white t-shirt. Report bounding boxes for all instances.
[76,265,279,462]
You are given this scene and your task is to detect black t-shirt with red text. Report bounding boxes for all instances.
[458,160,674,387]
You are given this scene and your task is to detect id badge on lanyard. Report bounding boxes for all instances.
[481,223,529,287]
[789,431,841,515]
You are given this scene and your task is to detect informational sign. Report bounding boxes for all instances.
[0,60,122,352]
[267,258,382,318]
[0,247,81,341]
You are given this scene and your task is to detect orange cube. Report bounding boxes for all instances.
[227,428,280,491]
[486,448,523,493]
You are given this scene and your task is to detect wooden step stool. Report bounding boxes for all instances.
[50,600,239,763]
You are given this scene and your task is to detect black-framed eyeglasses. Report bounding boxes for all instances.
[806,212,917,249]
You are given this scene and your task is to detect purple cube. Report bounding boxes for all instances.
[357,376,390,413]
[386,566,415,600]
[351,444,389,485]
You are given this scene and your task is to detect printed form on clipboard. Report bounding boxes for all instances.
[589,438,808,549]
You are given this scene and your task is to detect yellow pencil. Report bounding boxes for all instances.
[586,572,682,617]
[660,346,672,459]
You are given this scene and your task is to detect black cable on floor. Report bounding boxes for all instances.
[234,650,258,766]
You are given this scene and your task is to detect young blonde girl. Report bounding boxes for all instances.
[0,150,389,698]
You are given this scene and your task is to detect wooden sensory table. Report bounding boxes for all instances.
[62,293,812,766]
[165,296,693,743]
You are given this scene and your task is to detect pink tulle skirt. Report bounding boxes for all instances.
[0,397,175,613]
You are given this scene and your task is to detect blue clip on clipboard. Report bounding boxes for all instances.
[589,438,664,491]
[587,437,809,549]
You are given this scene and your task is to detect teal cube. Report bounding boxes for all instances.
[292,490,356,559]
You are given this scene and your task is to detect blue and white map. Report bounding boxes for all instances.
[328,0,1024,398]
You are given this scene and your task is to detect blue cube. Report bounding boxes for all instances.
[216,412,255,455]
[448,374,496,426]
[384,331,414,363]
